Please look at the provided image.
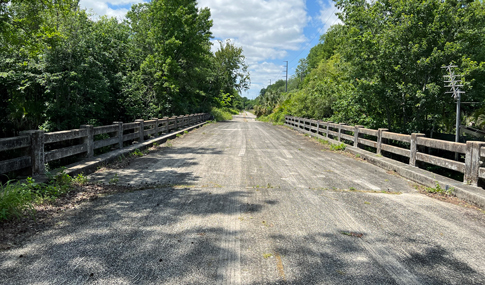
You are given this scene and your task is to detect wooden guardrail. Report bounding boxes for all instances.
[285,116,485,187]
[0,113,210,176]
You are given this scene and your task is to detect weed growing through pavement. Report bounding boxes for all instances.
[131,148,144,157]
[166,139,173,148]
[109,173,119,185]
[176,133,182,138]
[425,182,455,196]
[72,173,89,185]
[330,143,346,151]
[184,130,188,134]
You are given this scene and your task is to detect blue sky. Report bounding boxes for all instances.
[79,0,341,99]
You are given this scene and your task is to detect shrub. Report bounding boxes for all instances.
[211,107,233,121]
[330,143,346,151]
[0,180,35,221]
[132,149,144,157]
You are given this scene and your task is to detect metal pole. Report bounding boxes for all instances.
[442,65,464,160]
[456,94,461,144]
[284,61,288,92]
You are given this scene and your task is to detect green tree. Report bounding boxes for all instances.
[335,0,485,133]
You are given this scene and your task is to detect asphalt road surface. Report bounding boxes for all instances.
[1,113,485,284]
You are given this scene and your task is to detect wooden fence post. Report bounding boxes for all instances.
[135,119,144,143]
[151,118,159,137]
[113,122,123,149]
[19,130,45,176]
[377,128,388,155]
[464,141,485,186]
[338,123,346,142]
[80,125,94,158]
[354,125,364,148]
[410,133,425,166]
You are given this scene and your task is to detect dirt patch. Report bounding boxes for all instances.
[414,184,485,214]
[0,183,136,251]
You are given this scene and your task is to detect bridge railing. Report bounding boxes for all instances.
[285,115,485,187]
[0,113,211,177]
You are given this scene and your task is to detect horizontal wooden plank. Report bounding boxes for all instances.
[416,137,466,154]
[144,128,157,136]
[358,138,377,148]
[381,144,410,157]
[0,136,30,152]
[382,132,411,143]
[416,152,465,173]
[123,122,139,130]
[94,137,120,150]
[327,130,339,137]
[45,144,86,162]
[123,132,139,142]
[340,125,355,132]
[0,156,31,174]
[94,125,118,135]
[144,120,156,126]
[44,129,87,144]
[341,133,354,141]
[327,123,339,129]
[358,128,378,136]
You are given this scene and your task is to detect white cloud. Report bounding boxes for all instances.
[200,0,307,57]
[249,61,286,91]
[318,0,342,34]
[79,0,145,20]
[80,0,311,99]
[199,0,309,98]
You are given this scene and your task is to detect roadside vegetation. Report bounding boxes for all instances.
[0,170,88,221]
[254,0,485,136]
[211,107,239,121]
[0,121,198,222]
[0,0,252,138]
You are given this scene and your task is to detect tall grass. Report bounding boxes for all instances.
[211,107,233,121]
[0,180,35,221]
[0,170,88,221]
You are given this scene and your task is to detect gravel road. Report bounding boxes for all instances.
[1,112,485,284]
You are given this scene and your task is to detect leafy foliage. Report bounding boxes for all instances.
[255,0,485,136]
[0,0,251,137]
[0,170,88,221]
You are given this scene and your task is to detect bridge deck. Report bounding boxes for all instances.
[1,113,485,284]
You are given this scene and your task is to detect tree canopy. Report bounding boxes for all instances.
[0,0,250,137]
[255,0,485,136]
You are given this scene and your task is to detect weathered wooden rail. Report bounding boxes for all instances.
[285,116,485,187]
[0,114,210,176]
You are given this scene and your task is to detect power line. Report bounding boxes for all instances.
[287,5,339,67]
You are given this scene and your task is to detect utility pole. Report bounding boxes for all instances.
[284,61,288,92]
[442,65,465,160]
